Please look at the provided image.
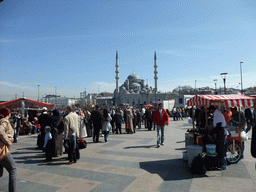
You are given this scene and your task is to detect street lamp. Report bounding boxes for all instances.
[213,79,217,94]
[37,85,40,101]
[220,73,228,94]
[240,62,243,94]
[195,80,197,95]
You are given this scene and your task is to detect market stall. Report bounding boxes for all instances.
[184,94,255,170]
[0,97,55,118]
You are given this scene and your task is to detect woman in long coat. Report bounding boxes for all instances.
[125,108,134,133]
[51,109,64,157]
[84,110,92,137]
[77,110,87,140]
[102,109,112,142]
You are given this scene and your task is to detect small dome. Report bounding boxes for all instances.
[130,89,135,94]
[127,72,140,80]
[130,83,141,88]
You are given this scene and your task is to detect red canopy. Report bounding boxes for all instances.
[187,94,255,108]
[0,98,55,110]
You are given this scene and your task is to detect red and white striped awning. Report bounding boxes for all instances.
[187,94,255,108]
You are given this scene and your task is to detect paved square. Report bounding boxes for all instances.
[1,119,256,192]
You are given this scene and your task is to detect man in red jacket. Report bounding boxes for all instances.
[153,103,169,148]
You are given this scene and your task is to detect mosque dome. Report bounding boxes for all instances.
[130,83,141,88]
[127,72,140,80]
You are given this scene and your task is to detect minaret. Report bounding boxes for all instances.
[115,51,119,94]
[154,51,158,93]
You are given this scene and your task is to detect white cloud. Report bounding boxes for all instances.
[159,49,185,57]
[94,81,116,92]
[158,71,256,92]
[0,81,30,89]
[0,39,16,43]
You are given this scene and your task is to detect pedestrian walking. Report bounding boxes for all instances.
[0,107,17,192]
[43,126,54,161]
[147,108,153,131]
[102,109,112,142]
[67,126,79,164]
[91,105,103,142]
[114,108,122,134]
[153,103,169,148]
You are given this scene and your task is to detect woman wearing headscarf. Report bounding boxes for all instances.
[0,107,17,192]
[51,109,64,157]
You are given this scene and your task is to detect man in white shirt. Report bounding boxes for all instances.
[209,105,227,170]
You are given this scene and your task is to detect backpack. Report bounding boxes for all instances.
[191,154,207,175]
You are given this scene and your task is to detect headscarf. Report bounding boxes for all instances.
[0,107,11,119]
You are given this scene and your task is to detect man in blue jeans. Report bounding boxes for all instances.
[153,103,169,148]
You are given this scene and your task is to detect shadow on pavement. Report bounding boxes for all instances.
[176,140,185,143]
[123,145,156,149]
[17,147,39,151]
[175,148,187,150]
[140,158,207,181]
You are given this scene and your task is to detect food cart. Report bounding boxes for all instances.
[185,94,255,167]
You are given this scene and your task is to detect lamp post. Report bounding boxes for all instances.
[220,73,228,94]
[213,79,217,94]
[195,80,197,95]
[37,85,40,101]
[240,62,243,94]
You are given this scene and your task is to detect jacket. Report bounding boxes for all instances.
[153,109,169,126]
[0,118,13,147]
[64,112,79,139]
[0,118,14,160]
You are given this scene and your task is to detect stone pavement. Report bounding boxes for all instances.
[1,119,256,192]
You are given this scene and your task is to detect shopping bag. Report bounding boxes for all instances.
[251,125,256,158]
[77,136,87,149]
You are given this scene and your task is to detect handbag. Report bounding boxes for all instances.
[0,145,10,161]
[63,140,69,151]
[77,136,87,149]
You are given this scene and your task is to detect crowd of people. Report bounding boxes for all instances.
[1,103,255,191]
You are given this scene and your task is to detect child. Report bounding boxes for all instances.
[68,127,78,164]
[43,126,54,161]
[32,117,40,134]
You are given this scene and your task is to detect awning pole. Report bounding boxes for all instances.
[21,99,25,118]
[205,105,208,130]
[192,106,195,130]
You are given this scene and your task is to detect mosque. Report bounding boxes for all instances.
[113,51,175,107]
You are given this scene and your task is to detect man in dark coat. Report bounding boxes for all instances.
[114,108,122,134]
[136,109,141,129]
[38,107,52,149]
[90,105,102,143]
[144,108,149,129]
[245,107,255,133]
[147,107,153,131]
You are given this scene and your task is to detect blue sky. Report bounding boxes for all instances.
[1,0,256,101]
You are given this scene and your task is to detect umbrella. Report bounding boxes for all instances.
[144,104,154,108]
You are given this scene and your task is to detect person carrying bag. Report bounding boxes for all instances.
[0,107,17,192]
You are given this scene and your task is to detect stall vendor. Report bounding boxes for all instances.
[231,107,246,132]
[231,107,246,158]
[209,105,227,170]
